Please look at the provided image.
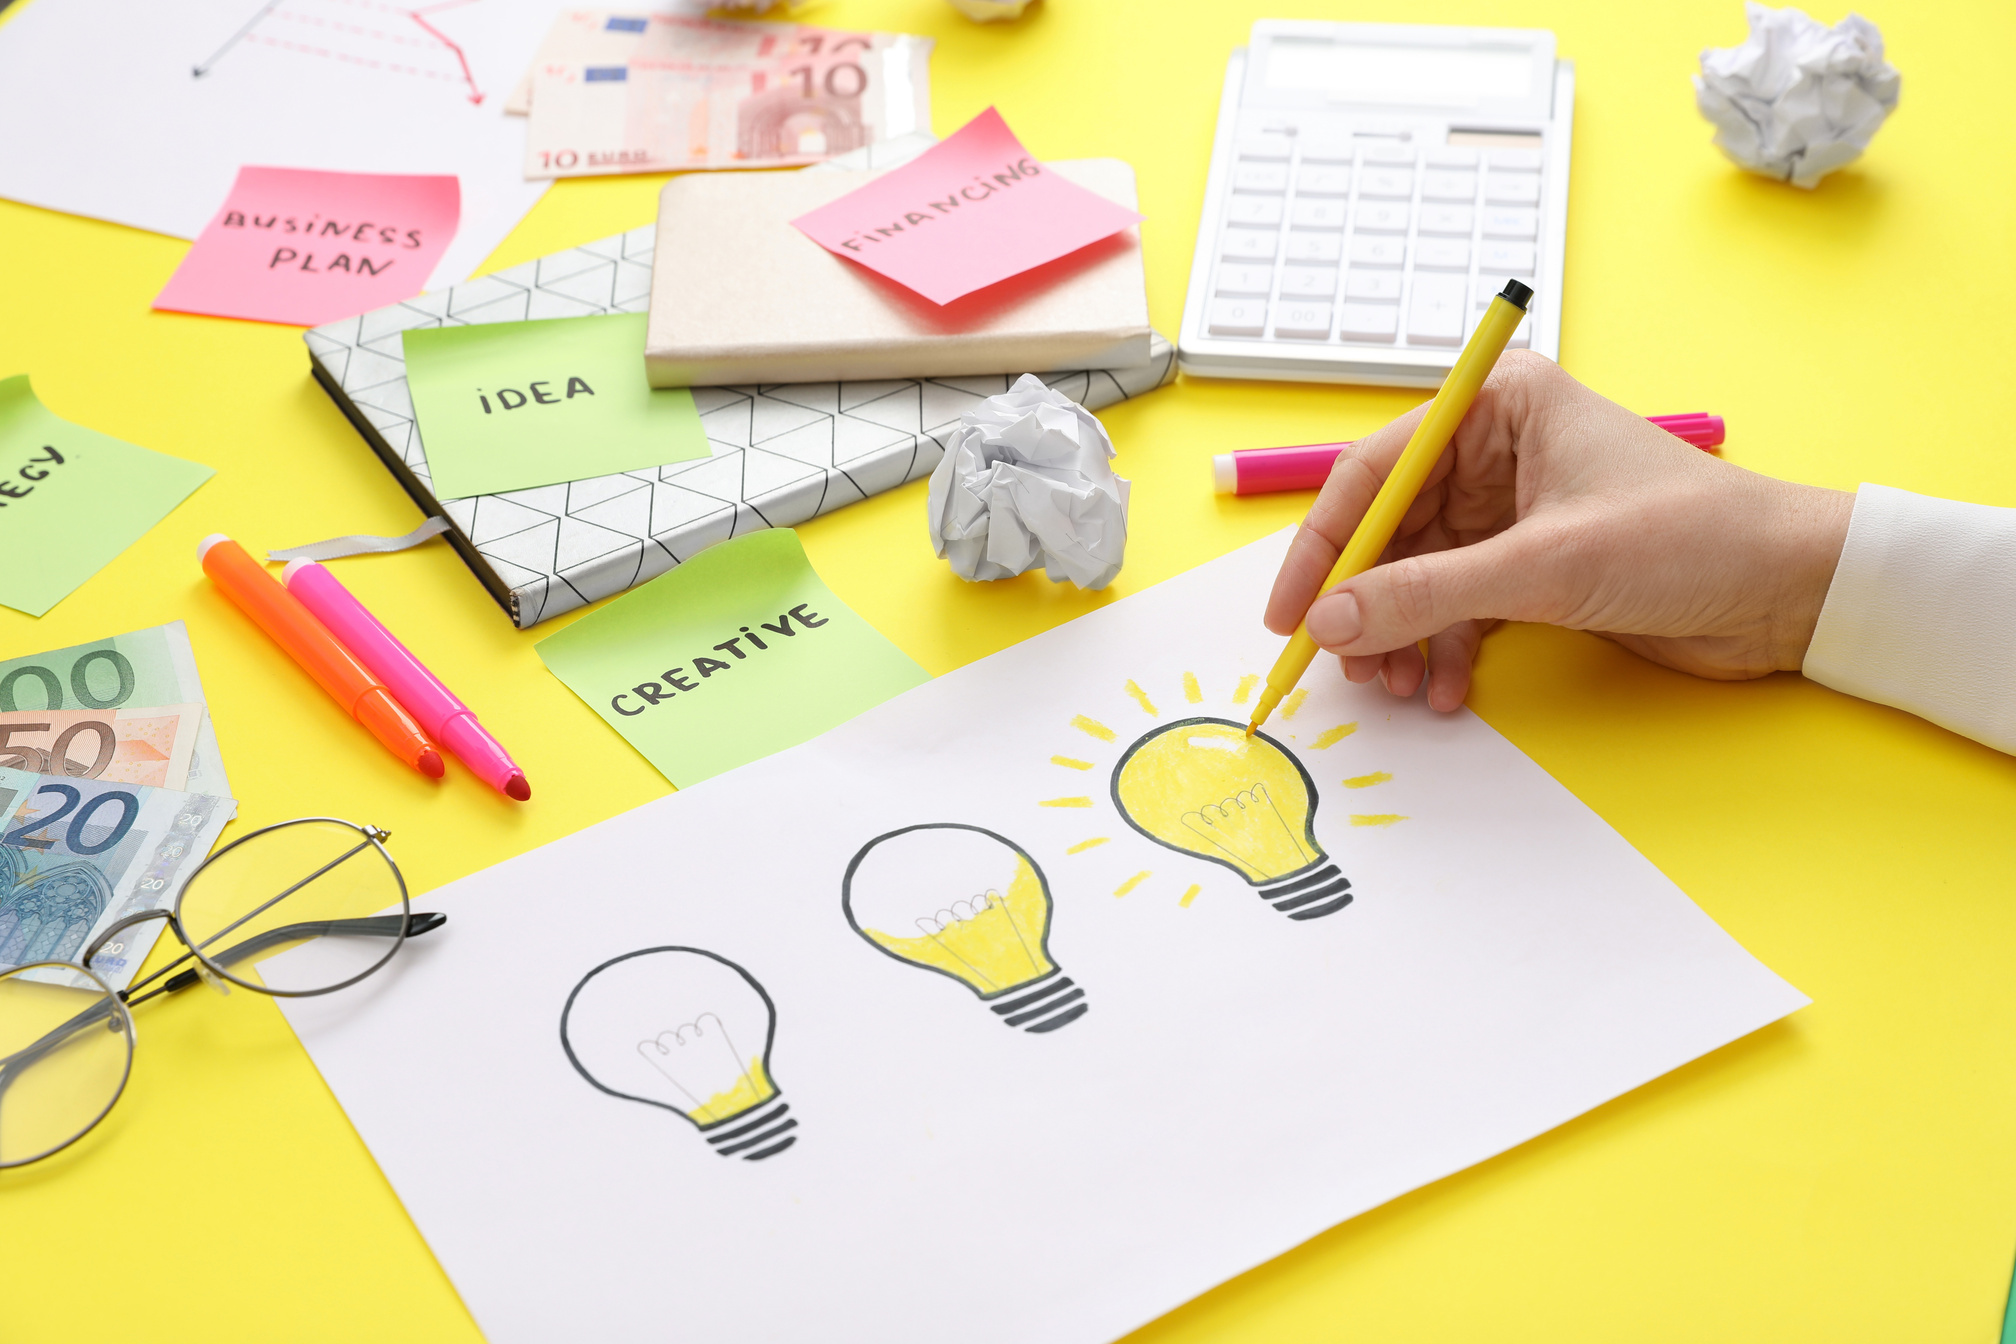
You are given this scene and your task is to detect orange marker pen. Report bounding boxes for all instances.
[198,534,443,778]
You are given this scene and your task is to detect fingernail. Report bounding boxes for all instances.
[1307,591,1362,651]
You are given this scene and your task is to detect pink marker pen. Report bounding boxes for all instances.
[281,559,531,801]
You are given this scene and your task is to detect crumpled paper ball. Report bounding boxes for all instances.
[948,0,1035,20]
[1694,4,1900,189]
[927,374,1129,591]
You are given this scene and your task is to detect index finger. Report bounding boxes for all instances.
[1263,399,1432,635]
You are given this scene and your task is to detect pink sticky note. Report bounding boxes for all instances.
[790,108,1143,306]
[153,166,460,326]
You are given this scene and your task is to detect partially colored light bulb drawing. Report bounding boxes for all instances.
[560,946,798,1161]
[1110,717,1353,920]
[842,823,1088,1033]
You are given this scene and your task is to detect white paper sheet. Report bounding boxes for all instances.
[0,0,555,287]
[271,530,1805,1344]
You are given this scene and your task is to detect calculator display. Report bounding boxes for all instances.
[1262,39,1535,106]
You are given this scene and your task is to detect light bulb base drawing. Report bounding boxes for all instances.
[699,1094,798,1161]
[1258,864,1353,920]
[986,970,1088,1033]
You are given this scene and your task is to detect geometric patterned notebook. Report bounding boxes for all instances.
[303,141,1176,628]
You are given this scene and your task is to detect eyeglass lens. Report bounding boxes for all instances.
[175,819,407,994]
[0,962,132,1168]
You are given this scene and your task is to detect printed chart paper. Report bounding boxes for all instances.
[536,529,928,787]
[791,107,1144,304]
[0,0,553,288]
[402,313,709,500]
[154,167,460,326]
[273,531,1806,1344]
[0,377,213,617]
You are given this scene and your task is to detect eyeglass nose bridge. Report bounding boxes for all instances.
[81,909,180,973]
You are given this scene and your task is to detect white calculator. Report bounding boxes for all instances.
[1176,21,1574,388]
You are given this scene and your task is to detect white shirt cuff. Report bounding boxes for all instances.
[1803,483,2016,754]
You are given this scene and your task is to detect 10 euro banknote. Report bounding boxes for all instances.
[525,38,932,179]
[0,766,236,992]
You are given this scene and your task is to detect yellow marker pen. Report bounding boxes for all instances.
[1248,279,1534,734]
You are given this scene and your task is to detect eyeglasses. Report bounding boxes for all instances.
[0,816,445,1168]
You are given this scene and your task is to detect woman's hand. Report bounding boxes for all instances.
[1264,351,1855,711]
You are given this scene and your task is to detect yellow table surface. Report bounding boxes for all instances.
[5,0,2015,1339]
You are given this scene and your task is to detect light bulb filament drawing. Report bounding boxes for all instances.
[843,824,1087,1033]
[562,947,798,1161]
[1111,718,1353,921]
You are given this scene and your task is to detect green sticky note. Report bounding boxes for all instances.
[0,375,213,617]
[537,529,930,787]
[402,312,711,501]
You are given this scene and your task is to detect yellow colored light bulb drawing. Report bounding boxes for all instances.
[843,824,1088,1033]
[1111,717,1354,920]
[561,946,799,1161]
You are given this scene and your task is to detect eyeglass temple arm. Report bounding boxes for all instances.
[118,911,449,1007]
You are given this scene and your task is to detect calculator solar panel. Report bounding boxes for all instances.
[1177,22,1573,388]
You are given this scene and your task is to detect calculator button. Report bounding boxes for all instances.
[1359,168,1415,198]
[1301,139,1356,164]
[1347,236,1407,268]
[1416,239,1471,271]
[1406,275,1468,346]
[1344,271,1402,302]
[1480,208,1540,239]
[1338,303,1399,342]
[1352,201,1410,233]
[1214,263,1275,297]
[1238,136,1293,161]
[1424,146,1480,168]
[1361,144,1417,165]
[1296,165,1351,196]
[1419,205,1475,236]
[1421,170,1478,202]
[1289,198,1349,230]
[1232,163,1289,193]
[1483,173,1542,205]
[1479,240,1537,273]
[1207,298,1269,336]
[1284,232,1344,264]
[1274,301,1334,339]
[1225,195,1285,226]
[1278,267,1339,298]
[1220,228,1280,262]
[1485,148,1544,170]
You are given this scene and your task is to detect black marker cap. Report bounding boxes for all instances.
[1499,279,1534,310]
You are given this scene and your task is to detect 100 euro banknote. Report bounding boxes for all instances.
[0,766,236,992]
[0,622,230,798]
[0,703,201,789]
[525,39,932,178]
[507,9,908,115]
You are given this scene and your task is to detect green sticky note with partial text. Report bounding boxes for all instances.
[536,528,930,787]
[402,312,711,501]
[0,375,213,617]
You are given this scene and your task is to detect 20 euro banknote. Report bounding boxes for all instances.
[0,767,236,992]
[525,39,932,179]
[0,622,230,799]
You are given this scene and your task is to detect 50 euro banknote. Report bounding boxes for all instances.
[0,766,236,992]
[507,9,911,115]
[0,621,230,799]
[525,39,932,179]
[0,704,201,789]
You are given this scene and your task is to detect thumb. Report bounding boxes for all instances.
[1304,533,1550,655]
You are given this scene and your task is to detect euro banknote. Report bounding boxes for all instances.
[525,38,932,179]
[0,622,230,798]
[0,767,236,992]
[0,704,201,789]
[507,9,905,115]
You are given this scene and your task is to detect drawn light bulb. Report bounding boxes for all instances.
[842,823,1087,1033]
[560,947,797,1161]
[1111,717,1353,921]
